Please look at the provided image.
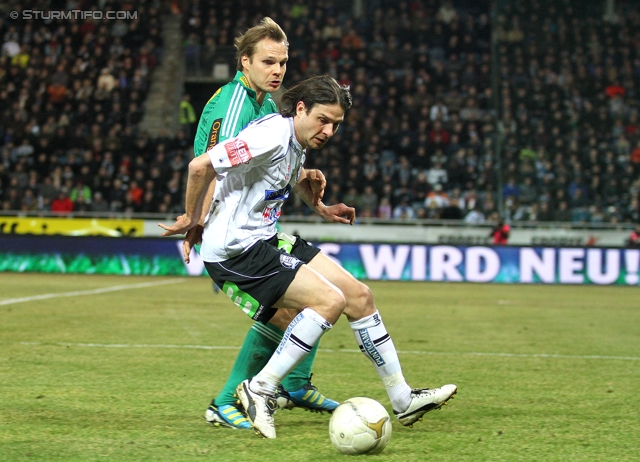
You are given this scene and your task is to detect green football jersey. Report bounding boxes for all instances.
[193,71,278,157]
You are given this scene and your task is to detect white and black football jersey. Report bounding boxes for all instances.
[200,114,306,262]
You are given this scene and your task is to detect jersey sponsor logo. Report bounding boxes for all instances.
[264,184,292,201]
[207,118,222,150]
[224,139,252,166]
[262,204,282,225]
[279,254,301,270]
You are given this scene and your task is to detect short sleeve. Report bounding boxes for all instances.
[206,118,284,175]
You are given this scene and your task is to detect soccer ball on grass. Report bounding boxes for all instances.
[328,397,392,455]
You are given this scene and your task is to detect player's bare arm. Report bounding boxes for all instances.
[181,177,217,262]
[294,168,356,225]
[159,155,218,237]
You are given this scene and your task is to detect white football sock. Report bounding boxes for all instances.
[350,310,412,412]
[251,308,331,395]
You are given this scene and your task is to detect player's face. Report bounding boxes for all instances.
[294,102,345,150]
[242,39,288,98]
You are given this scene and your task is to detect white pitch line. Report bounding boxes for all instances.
[0,279,186,306]
[15,342,640,361]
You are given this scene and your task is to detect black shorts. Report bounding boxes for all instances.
[204,233,321,323]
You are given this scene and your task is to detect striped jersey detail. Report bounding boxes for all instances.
[222,85,247,138]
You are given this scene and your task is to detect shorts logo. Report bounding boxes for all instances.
[224,139,252,166]
[280,254,301,269]
[207,118,222,150]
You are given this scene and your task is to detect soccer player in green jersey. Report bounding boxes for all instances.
[189,18,339,430]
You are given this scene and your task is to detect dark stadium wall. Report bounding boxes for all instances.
[184,82,224,123]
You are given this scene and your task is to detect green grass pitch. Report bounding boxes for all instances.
[1,273,639,461]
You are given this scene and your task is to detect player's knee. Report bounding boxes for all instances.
[344,282,376,321]
[322,287,346,324]
[328,287,347,312]
[348,281,374,310]
[356,282,374,308]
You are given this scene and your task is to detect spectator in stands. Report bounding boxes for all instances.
[553,201,572,222]
[51,190,73,213]
[441,198,464,220]
[393,197,416,219]
[179,93,197,139]
[537,201,554,222]
[96,67,117,93]
[377,197,392,219]
[518,176,537,206]
[628,224,640,249]
[426,161,448,186]
[425,183,449,211]
[489,217,510,245]
[359,185,378,216]
[69,179,92,211]
[464,205,485,224]
[90,191,110,213]
[410,171,431,210]
[502,177,519,201]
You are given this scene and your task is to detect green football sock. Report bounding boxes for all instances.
[213,320,322,406]
[281,341,319,392]
[214,322,281,407]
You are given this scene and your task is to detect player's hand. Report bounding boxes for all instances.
[182,224,204,263]
[158,214,196,237]
[306,169,326,206]
[318,203,356,225]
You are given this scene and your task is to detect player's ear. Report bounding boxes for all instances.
[241,54,250,72]
[295,101,306,116]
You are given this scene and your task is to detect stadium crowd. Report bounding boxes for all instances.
[0,0,168,213]
[1,0,639,226]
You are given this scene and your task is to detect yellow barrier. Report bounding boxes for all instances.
[0,217,144,237]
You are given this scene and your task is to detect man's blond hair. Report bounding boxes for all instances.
[235,17,288,71]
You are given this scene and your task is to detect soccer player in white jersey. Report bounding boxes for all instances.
[160,75,457,439]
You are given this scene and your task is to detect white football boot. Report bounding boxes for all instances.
[235,379,278,439]
[394,384,457,427]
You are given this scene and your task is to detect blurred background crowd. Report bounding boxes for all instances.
[1,0,639,226]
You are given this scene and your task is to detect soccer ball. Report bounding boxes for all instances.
[328,397,392,455]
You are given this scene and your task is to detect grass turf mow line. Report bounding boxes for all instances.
[0,278,186,306]
[13,340,640,362]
